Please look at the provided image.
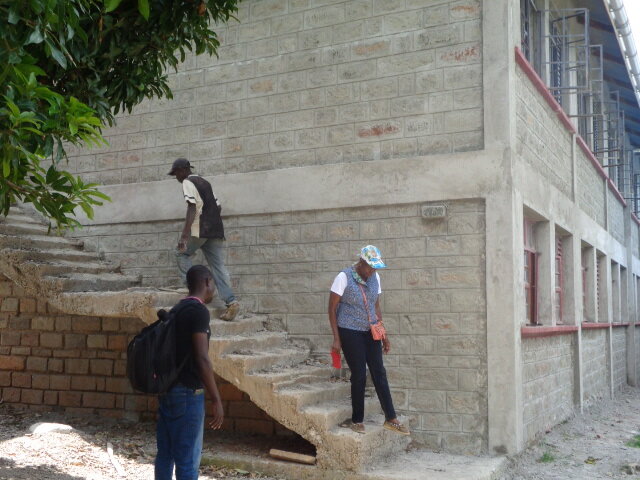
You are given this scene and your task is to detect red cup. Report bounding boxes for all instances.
[331,350,341,369]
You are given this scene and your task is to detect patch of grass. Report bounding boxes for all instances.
[625,435,640,448]
[537,452,555,463]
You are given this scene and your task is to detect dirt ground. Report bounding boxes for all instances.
[0,387,639,480]
[0,405,285,480]
[498,385,640,480]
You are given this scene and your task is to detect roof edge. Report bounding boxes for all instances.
[604,0,640,109]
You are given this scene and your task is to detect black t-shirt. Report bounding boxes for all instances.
[174,298,211,389]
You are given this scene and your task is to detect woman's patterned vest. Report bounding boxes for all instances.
[336,267,380,331]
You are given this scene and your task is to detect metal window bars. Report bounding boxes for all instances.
[521,6,632,199]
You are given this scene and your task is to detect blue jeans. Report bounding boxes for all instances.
[155,385,205,480]
[175,237,236,305]
[338,327,397,424]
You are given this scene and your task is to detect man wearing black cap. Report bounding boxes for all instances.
[168,158,240,321]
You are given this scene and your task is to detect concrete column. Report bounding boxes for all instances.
[597,254,614,397]
[611,262,621,323]
[567,235,583,411]
[582,246,597,323]
[623,208,637,386]
[486,190,523,455]
[562,234,579,326]
[534,221,554,324]
[598,254,611,324]
[484,0,522,455]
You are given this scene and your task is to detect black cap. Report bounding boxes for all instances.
[168,158,192,175]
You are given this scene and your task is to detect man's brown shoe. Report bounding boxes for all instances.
[219,302,240,321]
[383,420,410,436]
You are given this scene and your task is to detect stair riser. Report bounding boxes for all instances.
[280,383,352,409]
[224,350,309,373]
[210,318,267,336]
[2,249,97,263]
[0,235,82,251]
[33,263,117,276]
[272,371,336,390]
[0,224,52,236]
[210,334,286,356]
[43,278,140,293]
[304,398,382,431]
[1,214,43,225]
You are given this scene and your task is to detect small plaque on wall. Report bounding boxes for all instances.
[421,204,446,219]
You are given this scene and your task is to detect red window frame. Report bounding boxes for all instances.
[582,265,587,320]
[596,260,601,319]
[555,238,563,324]
[524,219,538,325]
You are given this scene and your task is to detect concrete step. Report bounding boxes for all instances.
[21,259,119,276]
[277,380,352,409]
[3,211,43,225]
[0,222,52,236]
[324,413,413,472]
[42,272,141,292]
[210,331,287,356]
[2,247,98,263]
[223,346,310,373]
[210,315,268,336]
[0,215,47,227]
[302,396,383,432]
[0,233,83,251]
[258,364,335,390]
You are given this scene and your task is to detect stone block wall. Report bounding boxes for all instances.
[611,327,627,391]
[515,67,573,198]
[521,335,574,443]
[607,189,625,245]
[0,275,284,435]
[71,199,488,454]
[582,329,609,402]
[62,0,483,184]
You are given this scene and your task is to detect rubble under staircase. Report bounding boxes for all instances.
[0,206,411,472]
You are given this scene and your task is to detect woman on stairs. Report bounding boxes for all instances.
[327,245,410,436]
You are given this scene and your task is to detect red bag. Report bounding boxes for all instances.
[357,284,387,341]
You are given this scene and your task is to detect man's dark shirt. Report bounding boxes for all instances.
[174,298,211,389]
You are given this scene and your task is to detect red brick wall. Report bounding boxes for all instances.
[0,275,282,434]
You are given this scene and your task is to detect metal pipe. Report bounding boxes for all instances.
[604,0,640,108]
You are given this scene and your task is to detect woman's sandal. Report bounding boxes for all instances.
[340,419,365,434]
[383,420,410,436]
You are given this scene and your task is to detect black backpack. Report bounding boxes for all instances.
[126,300,195,394]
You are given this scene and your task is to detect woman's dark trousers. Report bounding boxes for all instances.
[338,327,397,423]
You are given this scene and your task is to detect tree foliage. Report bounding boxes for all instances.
[0,0,239,229]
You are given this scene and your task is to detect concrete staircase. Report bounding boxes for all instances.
[0,206,182,322]
[0,205,411,472]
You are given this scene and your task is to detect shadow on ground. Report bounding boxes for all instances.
[0,457,85,480]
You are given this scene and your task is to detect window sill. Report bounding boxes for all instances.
[582,322,611,330]
[521,325,579,338]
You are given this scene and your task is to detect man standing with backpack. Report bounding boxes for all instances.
[155,265,225,480]
[169,157,240,322]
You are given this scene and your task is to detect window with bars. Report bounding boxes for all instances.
[524,219,538,325]
[520,0,541,72]
[555,237,564,324]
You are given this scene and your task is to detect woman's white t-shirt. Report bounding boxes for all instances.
[330,272,382,296]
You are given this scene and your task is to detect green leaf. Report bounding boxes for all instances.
[26,28,44,45]
[138,0,150,20]
[104,0,124,13]
[45,39,67,69]
[8,9,20,24]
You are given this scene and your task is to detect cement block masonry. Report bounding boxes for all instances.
[60,0,483,185]
[0,275,285,436]
[69,200,488,454]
